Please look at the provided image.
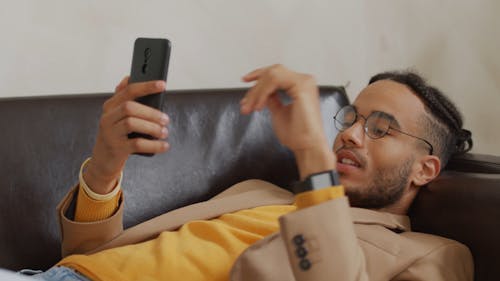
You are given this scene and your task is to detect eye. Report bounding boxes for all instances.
[369,126,387,137]
[334,106,357,130]
[366,114,391,138]
[343,111,356,124]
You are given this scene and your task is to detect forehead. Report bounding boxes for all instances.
[353,80,426,128]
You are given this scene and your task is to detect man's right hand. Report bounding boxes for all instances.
[83,76,170,195]
[241,65,336,180]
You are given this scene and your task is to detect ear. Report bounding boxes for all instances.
[412,155,441,187]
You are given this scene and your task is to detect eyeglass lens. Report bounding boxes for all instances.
[334,106,392,139]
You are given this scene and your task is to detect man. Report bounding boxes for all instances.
[36,65,473,280]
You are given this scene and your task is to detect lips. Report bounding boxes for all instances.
[336,149,364,170]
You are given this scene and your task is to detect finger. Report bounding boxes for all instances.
[253,80,280,111]
[127,138,170,154]
[241,64,298,114]
[106,100,169,126]
[267,93,284,113]
[105,80,165,110]
[240,65,274,113]
[241,80,270,114]
[116,117,168,140]
[241,79,276,114]
[114,76,130,93]
[241,67,266,82]
[115,80,166,104]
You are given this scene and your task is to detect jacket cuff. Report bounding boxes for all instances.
[57,185,124,257]
[279,197,366,280]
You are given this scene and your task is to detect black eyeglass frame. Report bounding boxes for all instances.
[333,105,434,155]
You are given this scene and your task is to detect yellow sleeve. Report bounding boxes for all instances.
[74,158,123,222]
[75,185,122,222]
[294,185,344,210]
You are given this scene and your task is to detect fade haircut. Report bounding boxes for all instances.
[368,71,472,167]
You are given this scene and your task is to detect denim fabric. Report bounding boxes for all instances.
[30,266,91,281]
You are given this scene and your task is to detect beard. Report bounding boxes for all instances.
[344,156,414,209]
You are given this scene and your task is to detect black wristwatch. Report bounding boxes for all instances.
[292,170,341,194]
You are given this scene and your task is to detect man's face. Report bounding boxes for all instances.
[333,80,428,209]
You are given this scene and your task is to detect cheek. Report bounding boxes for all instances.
[366,138,408,169]
[332,135,341,151]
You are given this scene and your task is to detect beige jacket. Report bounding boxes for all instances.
[57,179,473,281]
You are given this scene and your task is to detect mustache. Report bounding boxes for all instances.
[335,145,367,167]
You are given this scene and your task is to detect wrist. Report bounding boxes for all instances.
[294,144,336,180]
[83,158,123,195]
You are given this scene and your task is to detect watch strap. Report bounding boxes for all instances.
[292,170,341,194]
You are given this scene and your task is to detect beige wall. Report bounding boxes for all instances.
[0,0,498,154]
[358,1,500,155]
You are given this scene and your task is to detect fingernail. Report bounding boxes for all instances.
[160,114,169,124]
[156,81,165,88]
[162,142,170,150]
[161,127,168,137]
[240,104,250,114]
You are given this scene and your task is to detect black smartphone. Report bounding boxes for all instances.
[127,37,171,156]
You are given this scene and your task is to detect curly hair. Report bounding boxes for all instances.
[368,71,472,167]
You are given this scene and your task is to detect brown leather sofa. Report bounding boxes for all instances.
[0,87,498,281]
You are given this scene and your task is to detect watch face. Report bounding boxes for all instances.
[293,170,340,194]
[311,173,334,189]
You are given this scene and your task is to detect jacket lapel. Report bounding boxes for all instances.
[350,207,411,232]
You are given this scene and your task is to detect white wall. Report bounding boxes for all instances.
[0,0,498,154]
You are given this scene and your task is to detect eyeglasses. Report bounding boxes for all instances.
[333,105,434,155]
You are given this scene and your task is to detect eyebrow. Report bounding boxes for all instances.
[352,105,402,129]
[380,112,402,129]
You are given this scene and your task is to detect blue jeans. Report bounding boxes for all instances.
[20,266,91,281]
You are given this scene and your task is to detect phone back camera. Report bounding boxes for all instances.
[142,63,148,74]
[144,48,152,61]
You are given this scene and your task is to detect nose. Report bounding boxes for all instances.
[339,119,365,148]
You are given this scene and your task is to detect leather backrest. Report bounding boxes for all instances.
[0,86,348,271]
[410,153,500,281]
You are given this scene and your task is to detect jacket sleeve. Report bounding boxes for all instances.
[57,185,125,257]
[279,196,369,281]
[278,196,473,281]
